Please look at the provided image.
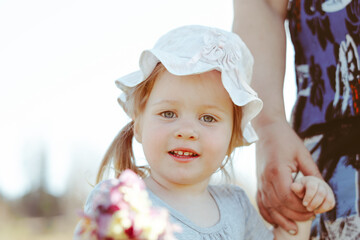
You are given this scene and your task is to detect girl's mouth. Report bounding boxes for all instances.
[168,150,199,158]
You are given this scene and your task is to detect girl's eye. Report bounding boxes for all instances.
[201,115,216,123]
[161,111,176,118]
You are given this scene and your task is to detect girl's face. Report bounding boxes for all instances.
[135,70,234,187]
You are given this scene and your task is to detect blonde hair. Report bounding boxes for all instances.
[96,63,243,183]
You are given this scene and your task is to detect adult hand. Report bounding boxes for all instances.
[255,120,322,234]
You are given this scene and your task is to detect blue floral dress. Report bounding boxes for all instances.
[288,0,360,239]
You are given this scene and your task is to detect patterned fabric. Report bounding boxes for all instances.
[288,0,360,134]
[288,0,360,239]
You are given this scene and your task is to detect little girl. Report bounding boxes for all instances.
[76,25,335,239]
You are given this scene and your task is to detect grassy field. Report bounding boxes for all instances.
[0,214,79,240]
[0,195,83,240]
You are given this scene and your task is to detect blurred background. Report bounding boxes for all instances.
[0,0,295,239]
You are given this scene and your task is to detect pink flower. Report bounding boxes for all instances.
[76,169,180,240]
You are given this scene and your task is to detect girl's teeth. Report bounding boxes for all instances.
[172,151,195,156]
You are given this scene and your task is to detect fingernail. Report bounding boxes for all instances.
[289,230,296,235]
[303,201,308,206]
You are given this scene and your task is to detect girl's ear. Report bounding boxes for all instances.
[133,119,142,143]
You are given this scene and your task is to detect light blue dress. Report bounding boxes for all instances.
[147,184,274,240]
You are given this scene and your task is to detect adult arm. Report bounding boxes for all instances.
[232,0,322,234]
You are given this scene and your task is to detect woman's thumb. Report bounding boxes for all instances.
[297,150,323,179]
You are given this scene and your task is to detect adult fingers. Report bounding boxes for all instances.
[267,207,298,234]
[270,167,308,214]
[257,191,301,233]
[257,191,276,225]
[258,182,314,222]
[274,203,314,222]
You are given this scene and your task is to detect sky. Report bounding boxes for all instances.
[0,0,296,200]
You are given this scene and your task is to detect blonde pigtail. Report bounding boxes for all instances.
[96,121,146,183]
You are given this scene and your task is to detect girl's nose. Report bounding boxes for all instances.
[174,124,199,140]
